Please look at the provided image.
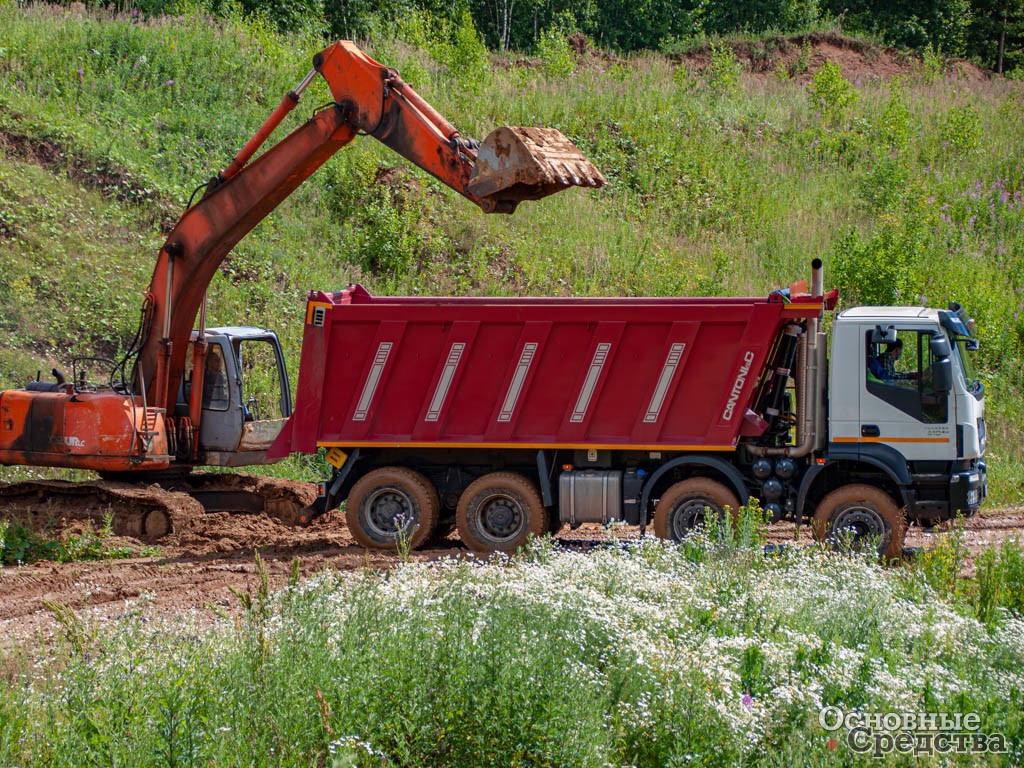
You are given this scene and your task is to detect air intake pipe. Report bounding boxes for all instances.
[759,324,802,430]
[749,258,824,458]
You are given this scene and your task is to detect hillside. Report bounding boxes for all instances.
[1,5,1023,496]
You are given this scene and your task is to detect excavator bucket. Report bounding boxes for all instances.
[467,127,605,213]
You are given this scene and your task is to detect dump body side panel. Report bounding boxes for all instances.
[269,287,825,457]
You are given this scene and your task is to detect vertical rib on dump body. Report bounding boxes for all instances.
[268,285,827,458]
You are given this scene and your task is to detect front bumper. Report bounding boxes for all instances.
[950,460,986,515]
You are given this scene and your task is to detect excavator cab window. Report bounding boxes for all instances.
[234,338,288,421]
[202,344,231,412]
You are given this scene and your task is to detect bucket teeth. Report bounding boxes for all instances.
[468,126,605,209]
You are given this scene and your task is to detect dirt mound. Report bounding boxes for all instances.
[567,33,623,65]
[509,31,995,85]
[679,32,994,85]
[0,126,181,233]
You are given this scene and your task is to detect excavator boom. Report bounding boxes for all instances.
[0,40,604,484]
[139,40,604,418]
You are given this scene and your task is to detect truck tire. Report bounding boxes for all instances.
[456,472,549,554]
[812,484,907,561]
[345,467,440,551]
[653,478,740,542]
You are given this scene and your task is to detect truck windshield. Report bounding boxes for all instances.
[954,337,982,398]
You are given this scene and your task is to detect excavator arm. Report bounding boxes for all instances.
[138,40,604,417]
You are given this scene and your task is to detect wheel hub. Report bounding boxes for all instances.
[364,487,414,536]
[670,499,713,539]
[831,506,889,548]
[480,495,523,540]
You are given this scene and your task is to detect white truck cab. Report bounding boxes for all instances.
[827,303,986,523]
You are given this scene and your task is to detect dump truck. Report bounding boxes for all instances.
[269,260,986,558]
[0,41,604,535]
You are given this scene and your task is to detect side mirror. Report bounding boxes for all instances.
[871,325,898,344]
[965,338,979,351]
[929,334,951,359]
[931,358,953,396]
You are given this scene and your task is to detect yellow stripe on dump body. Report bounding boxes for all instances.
[316,440,737,451]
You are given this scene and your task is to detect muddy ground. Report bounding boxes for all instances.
[2,484,1022,649]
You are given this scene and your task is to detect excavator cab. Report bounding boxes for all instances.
[179,328,291,467]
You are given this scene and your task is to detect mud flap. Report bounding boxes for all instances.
[468,127,605,212]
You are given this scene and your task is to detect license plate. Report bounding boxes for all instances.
[967,489,980,506]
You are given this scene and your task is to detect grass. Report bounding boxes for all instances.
[0,513,159,565]
[0,6,1023,500]
[0,513,1022,766]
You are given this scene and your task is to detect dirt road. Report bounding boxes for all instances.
[2,500,1022,649]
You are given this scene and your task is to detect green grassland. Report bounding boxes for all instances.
[1,4,1024,496]
[2,519,1023,767]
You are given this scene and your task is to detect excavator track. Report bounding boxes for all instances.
[0,474,317,543]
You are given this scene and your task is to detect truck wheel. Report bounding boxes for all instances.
[345,467,440,551]
[653,478,740,542]
[456,472,549,554]
[812,484,907,561]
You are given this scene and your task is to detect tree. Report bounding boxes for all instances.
[967,0,1024,72]
[823,0,973,56]
[701,0,821,36]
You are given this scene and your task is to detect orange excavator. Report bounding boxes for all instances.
[0,41,604,538]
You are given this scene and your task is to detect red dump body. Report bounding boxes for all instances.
[269,285,828,458]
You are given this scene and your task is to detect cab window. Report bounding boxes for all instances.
[234,339,286,421]
[865,330,947,423]
[201,344,231,411]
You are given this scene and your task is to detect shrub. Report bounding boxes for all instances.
[874,85,912,149]
[919,42,946,83]
[830,217,927,306]
[942,103,982,155]
[705,42,742,96]
[536,15,577,79]
[975,538,1024,625]
[858,153,911,213]
[808,60,859,125]
[788,38,813,78]
[429,11,490,90]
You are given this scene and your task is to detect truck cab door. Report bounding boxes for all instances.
[858,327,953,460]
